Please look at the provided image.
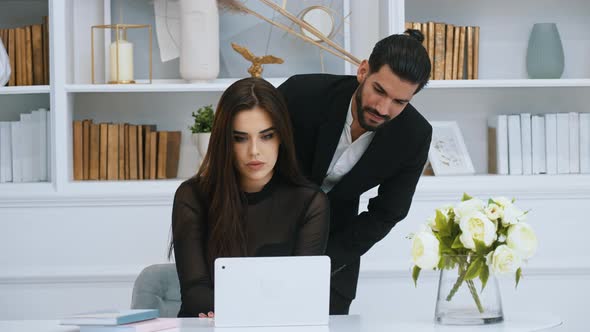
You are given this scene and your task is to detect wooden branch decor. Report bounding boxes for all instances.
[218,0,360,66]
[231,42,284,78]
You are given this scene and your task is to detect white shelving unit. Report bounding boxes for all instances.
[2,0,590,200]
[379,0,590,185]
[0,85,50,95]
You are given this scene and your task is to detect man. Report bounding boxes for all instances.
[277,30,432,314]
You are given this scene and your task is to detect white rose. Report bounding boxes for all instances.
[411,231,440,269]
[484,203,502,221]
[506,223,538,259]
[502,204,526,226]
[459,211,497,249]
[454,198,485,222]
[492,197,513,207]
[486,245,522,274]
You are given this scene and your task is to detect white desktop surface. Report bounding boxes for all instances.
[0,313,562,332]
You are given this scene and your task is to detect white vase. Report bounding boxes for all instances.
[0,38,11,86]
[192,132,211,164]
[179,0,219,82]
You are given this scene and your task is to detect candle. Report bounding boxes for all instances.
[109,38,134,83]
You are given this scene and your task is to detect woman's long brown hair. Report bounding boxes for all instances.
[169,77,306,266]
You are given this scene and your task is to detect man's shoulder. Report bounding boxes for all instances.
[397,103,432,136]
[278,74,356,98]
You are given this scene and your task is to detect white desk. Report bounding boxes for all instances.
[0,313,562,332]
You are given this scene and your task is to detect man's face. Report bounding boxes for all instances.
[355,61,419,131]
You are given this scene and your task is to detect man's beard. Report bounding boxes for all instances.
[354,81,391,132]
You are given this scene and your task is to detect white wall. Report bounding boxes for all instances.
[1,190,588,330]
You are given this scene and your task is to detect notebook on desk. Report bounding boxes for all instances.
[214,256,330,328]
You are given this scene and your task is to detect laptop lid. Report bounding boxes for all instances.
[214,256,330,328]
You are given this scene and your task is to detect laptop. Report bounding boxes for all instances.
[214,256,331,328]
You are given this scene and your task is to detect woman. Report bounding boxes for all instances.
[169,77,330,318]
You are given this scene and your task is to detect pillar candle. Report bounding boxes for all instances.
[109,38,134,82]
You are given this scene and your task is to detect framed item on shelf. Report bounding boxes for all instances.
[428,121,475,176]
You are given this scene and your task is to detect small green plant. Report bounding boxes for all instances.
[189,104,214,134]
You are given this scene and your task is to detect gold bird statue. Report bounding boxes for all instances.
[231,42,284,78]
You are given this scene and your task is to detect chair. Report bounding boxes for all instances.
[131,264,181,317]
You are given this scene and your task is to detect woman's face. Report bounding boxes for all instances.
[232,106,280,192]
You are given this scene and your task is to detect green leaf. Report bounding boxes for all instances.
[412,265,421,287]
[474,239,488,255]
[479,264,490,291]
[464,257,484,280]
[515,267,522,289]
[435,210,451,238]
[451,235,464,249]
[189,104,214,133]
[462,193,473,201]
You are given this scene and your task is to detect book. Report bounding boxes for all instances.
[0,122,12,182]
[466,26,474,80]
[568,112,580,173]
[473,26,480,79]
[433,23,445,80]
[581,113,590,173]
[156,131,181,179]
[487,115,508,175]
[531,115,546,175]
[32,24,44,85]
[107,123,119,180]
[452,26,460,80]
[444,24,454,80]
[25,25,33,86]
[427,21,435,79]
[457,26,466,80]
[129,125,138,180]
[8,29,16,86]
[60,309,158,326]
[117,123,126,180]
[556,113,570,174]
[73,120,83,180]
[83,119,91,180]
[99,123,108,180]
[89,123,100,180]
[507,114,522,175]
[520,113,532,175]
[544,114,558,175]
[79,318,178,332]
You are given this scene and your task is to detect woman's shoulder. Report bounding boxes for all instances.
[174,176,206,205]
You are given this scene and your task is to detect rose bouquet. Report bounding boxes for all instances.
[410,193,538,316]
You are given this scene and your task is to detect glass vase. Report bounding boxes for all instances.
[434,255,503,325]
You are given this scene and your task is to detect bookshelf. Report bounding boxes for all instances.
[2,0,590,198]
[378,0,590,179]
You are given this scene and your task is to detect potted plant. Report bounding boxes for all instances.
[189,104,214,160]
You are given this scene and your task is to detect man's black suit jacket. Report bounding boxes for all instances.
[278,74,432,301]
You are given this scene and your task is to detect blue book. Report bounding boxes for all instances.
[60,309,159,326]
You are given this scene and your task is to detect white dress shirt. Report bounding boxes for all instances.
[321,100,375,193]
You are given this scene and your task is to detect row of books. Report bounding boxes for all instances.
[405,21,480,80]
[60,309,178,332]
[488,112,590,175]
[73,120,181,181]
[0,108,51,183]
[0,16,50,86]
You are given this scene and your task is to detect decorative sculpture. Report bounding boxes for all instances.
[231,42,284,78]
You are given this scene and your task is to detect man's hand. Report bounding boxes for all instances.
[198,311,215,318]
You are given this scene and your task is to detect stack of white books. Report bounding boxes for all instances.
[0,107,50,183]
[60,309,178,332]
[489,112,590,175]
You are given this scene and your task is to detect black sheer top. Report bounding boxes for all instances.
[171,174,330,317]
